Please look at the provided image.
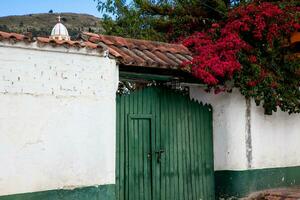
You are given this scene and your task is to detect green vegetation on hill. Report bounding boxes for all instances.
[0,13,104,39]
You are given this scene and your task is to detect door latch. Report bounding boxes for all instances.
[155,149,165,163]
[147,152,152,160]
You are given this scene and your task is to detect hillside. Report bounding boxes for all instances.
[0,13,104,39]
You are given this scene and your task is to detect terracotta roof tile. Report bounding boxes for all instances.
[0,31,26,41]
[0,31,100,50]
[142,49,169,67]
[82,32,192,69]
[291,32,300,45]
[0,31,192,69]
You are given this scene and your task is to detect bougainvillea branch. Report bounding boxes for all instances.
[183,1,300,114]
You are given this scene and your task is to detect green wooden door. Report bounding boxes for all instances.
[116,87,214,200]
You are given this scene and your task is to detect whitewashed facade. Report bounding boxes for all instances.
[0,40,118,198]
[0,33,299,200]
[190,86,300,198]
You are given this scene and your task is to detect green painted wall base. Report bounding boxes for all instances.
[215,166,300,199]
[3,165,300,200]
[0,184,115,200]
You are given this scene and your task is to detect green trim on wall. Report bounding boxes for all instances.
[119,71,174,81]
[0,184,115,200]
[215,166,300,199]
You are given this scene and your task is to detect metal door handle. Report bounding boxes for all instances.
[155,149,165,163]
[147,152,152,160]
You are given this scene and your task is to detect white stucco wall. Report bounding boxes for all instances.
[251,102,300,169]
[190,87,248,171]
[190,86,300,171]
[0,42,118,196]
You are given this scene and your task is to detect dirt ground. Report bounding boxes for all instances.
[243,187,300,200]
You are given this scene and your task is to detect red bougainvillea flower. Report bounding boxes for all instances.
[182,1,300,114]
[211,23,220,29]
[248,55,257,63]
[247,81,257,87]
[182,30,250,86]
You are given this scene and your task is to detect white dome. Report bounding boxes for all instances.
[49,16,70,41]
[51,23,69,36]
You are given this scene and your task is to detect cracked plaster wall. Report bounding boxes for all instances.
[0,44,119,196]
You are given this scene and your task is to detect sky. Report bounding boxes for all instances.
[0,0,101,17]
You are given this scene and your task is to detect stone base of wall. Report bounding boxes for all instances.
[215,166,300,199]
[0,185,115,200]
